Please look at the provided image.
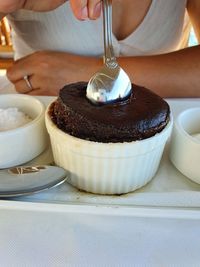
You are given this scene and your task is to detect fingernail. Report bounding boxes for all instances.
[80,6,88,20]
[93,2,102,19]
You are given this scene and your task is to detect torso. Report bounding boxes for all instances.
[112,0,153,41]
[7,0,188,59]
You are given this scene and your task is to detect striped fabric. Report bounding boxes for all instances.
[7,0,188,59]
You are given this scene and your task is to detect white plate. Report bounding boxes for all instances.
[1,82,200,208]
[0,97,198,209]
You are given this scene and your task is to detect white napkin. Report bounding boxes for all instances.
[1,201,200,266]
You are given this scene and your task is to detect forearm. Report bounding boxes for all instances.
[118,45,200,98]
[7,47,200,97]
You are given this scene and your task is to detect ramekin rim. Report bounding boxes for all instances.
[176,107,200,145]
[0,94,45,136]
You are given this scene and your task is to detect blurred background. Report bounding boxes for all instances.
[0,18,13,72]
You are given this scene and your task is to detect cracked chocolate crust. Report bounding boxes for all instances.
[49,82,170,143]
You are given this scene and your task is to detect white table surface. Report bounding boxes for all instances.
[1,75,200,266]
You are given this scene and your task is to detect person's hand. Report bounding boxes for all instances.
[69,0,102,20]
[6,51,101,96]
[0,0,102,19]
[0,0,66,13]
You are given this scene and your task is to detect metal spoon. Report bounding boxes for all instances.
[86,0,132,104]
[0,165,67,197]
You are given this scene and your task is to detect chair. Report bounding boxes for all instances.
[0,18,14,69]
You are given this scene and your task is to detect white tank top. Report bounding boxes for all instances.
[7,0,187,60]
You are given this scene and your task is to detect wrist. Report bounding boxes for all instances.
[62,53,102,82]
[81,56,102,81]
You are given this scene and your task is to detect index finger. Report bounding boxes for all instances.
[6,56,34,83]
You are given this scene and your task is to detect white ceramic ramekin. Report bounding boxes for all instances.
[0,94,48,168]
[46,103,172,195]
[170,107,200,184]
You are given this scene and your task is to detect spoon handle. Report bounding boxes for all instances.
[103,0,117,67]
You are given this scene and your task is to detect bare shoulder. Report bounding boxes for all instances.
[187,0,200,42]
[187,0,200,18]
[187,0,200,8]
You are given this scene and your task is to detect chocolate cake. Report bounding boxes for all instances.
[49,82,170,143]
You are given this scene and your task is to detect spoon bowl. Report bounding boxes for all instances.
[87,59,132,104]
[86,0,132,105]
[0,165,67,197]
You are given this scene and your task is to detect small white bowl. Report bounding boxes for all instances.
[169,107,200,184]
[46,102,172,195]
[0,94,48,168]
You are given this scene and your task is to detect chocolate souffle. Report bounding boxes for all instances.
[49,82,170,143]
